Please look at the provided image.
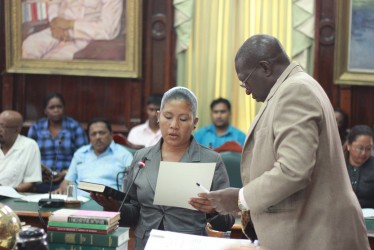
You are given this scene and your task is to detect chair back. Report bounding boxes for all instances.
[112,133,144,155]
[214,141,242,153]
[220,151,242,188]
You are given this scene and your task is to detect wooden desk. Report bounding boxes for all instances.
[14,199,374,249]
[1,197,103,227]
[367,231,374,249]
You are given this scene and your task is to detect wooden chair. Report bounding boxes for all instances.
[112,133,144,155]
[206,223,229,238]
[214,141,243,153]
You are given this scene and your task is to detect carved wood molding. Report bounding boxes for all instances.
[152,14,167,40]
[318,18,335,46]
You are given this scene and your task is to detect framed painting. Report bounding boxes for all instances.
[5,0,142,78]
[334,0,374,86]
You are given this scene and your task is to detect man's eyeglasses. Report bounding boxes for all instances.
[240,64,258,88]
[352,145,373,153]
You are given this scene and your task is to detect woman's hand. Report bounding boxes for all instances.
[189,193,216,214]
[90,192,120,211]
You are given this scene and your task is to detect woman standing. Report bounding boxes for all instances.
[28,93,88,192]
[91,87,234,250]
[346,125,374,208]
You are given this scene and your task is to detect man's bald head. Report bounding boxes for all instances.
[0,110,24,129]
[235,34,290,68]
[234,34,291,102]
[0,110,24,148]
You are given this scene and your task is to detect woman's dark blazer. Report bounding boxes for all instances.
[120,137,235,249]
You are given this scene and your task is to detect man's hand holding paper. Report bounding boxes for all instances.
[189,194,216,214]
[200,188,241,215]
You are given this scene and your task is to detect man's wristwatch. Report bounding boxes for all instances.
[238,196,249,211]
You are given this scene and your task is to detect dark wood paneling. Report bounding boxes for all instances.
[0,1,5,111]
[143,0,175,95]
[351,86,374,127]
[315,0,374,128]
[0,0,175,133]
[314,0,339,105]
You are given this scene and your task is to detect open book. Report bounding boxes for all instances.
[77,181,125,201]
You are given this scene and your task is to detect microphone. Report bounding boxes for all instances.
[118,156,147,212]
[38,135,65,207]
[52,135,65,176]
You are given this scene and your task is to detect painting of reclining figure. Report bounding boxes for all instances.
[22,0,126,61]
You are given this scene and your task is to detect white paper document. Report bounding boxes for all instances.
[145,229,254,250]
[0,186,25,198]
[153,161,216,210]
[363,208,374,218]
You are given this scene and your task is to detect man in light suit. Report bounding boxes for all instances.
[191,34,370,249]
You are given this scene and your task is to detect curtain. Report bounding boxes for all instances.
[292,0,315,74]
[175,0,292,132]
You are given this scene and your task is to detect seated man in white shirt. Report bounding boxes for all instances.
[127,94,163,147]
[0,110,42,192]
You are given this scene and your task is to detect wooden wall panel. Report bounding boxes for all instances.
[315,0,374,128]
[314,0,339,105]
[0,0,175,134]
[351,87,374,127]
[0,1,5,109]
[143,0,175,94]
[3,0,373,131]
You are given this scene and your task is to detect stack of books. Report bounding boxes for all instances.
[22,0,49,23]
[47,208,129,250]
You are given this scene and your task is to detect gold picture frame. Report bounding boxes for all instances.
[334,0,374,86]
[5,0,142,78]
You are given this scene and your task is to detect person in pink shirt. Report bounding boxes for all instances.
[127,94,163,147]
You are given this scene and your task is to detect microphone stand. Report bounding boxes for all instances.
[118,157,147,212]
[38,167,65,207]
[38,135,65,207]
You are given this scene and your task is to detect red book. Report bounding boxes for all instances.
[47,224,118,235]
[31,2,37,21]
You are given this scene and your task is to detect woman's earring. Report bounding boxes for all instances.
[157,120,159,123]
